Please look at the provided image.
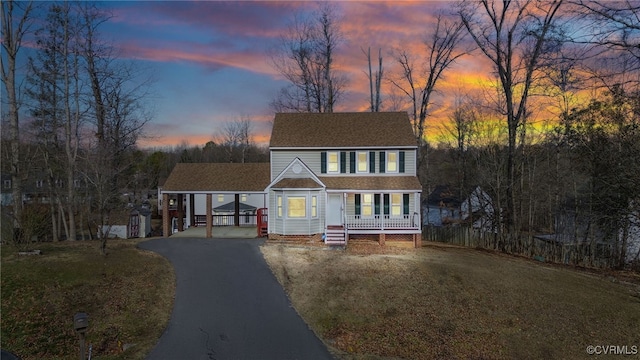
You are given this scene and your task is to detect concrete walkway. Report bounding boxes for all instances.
[138,237,334,360]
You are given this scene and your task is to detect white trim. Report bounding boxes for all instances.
[265,157,326,191]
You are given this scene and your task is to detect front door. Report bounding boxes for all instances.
[327,194,342,226]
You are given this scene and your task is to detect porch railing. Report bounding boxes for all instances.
[346,214,419,230]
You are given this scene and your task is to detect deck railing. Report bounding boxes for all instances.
[346,214,419,230]
[193,214,257,227]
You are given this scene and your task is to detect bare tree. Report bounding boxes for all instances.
[389,13,467,146]
[215,117,254,163]
[270,3,346,113]
[1,0,34,241]
[458,0,565,243]
[363,47,383,112]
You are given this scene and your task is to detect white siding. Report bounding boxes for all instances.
[268,189,325,235]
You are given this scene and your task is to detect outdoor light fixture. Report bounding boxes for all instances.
[73,312,88,360]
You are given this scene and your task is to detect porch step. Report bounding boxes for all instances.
[325,226,346,245]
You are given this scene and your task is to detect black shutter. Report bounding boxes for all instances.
[374,194,380,215]
[369,151,375,173]
[355,194,361,215]
[379,151,385,173]
[403,194,410,215]
[383,194,390,215]
[321,151,327,173]
[399,151,405,173]
[340,151,346,173]
[350,151,355,173]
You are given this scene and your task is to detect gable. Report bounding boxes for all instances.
[269,112,417,148]
[162,163,270,192]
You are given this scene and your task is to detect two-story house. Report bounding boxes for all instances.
[266,112,422,246]
[161,112,422,247]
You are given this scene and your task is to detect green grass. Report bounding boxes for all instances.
[262,242,640,360]
[1,240,175,360]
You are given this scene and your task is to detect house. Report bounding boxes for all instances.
[161,112,422,247]
[422,185,495,231]
[536,202,640,266]
[265,112,422,246]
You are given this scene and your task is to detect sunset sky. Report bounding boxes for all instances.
[90,0,499,149]
[11,1,503,149]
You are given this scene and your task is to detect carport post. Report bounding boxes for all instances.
[234,194,240,227]
[206,194,212,238]
[162,193,169,237]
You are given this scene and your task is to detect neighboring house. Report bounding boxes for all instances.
[423,185,495,231]
[1,172,85,207]
[161,112,422,247]
[537,202,640,265]
[266,112,422,246]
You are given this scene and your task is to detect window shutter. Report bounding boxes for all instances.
[403,194,410,215]
[340,151,346,173]
[383,194,390,215]
[369,151,375,173]
[321,151,327,173]
[349,151,355,173]
[399,151,405,173]
[374,194,380,215]
[379,151,385,173]
[355,194,361,215]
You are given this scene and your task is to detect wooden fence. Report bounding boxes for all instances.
[422,226,495,248]
[422,225,619,268]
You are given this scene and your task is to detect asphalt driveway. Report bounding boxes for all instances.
[138,238,333,360]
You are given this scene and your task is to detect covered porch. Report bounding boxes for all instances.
[324,191,422,247]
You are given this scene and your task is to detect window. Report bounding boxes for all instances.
[357,152,368,173]
[328,152,339,173]
[361,193,373,216]
[311,196,317,217]
[277,196,283,218]
[391,194,402,216]
[387,151,398,172]
[3,180,10,189]
[36,180,44,188]
[241,194,247,202]
[288,197,306,218]
[218,194,225,202]
[74,179,81,188]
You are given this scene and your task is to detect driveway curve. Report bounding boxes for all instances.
[138,237,333,360]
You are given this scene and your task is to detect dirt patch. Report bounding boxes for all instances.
[261,243,640,360]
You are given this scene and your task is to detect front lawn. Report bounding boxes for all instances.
[261,242,640,360]
[1,240,174,360]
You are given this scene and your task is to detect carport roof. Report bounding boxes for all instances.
[162,163,271,192]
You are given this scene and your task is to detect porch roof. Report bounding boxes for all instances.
[163,163,270,192]
[321,176,422,192]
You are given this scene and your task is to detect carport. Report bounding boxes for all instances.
[161,163,271,238]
